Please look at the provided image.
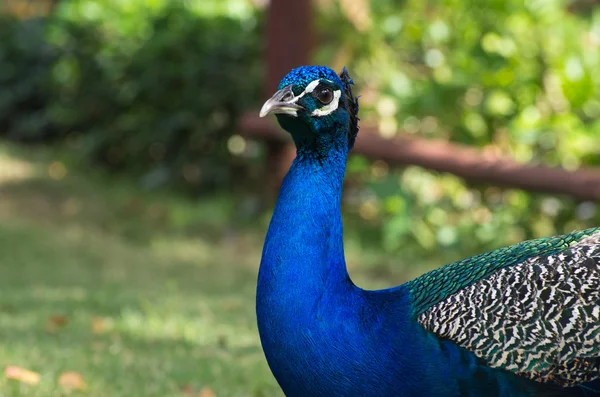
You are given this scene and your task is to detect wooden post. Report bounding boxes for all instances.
[263,0,313,194]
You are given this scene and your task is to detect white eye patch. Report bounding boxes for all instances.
[287,79,326,104]
[304,79,321,94]
[288,79,342,117]
[311,89,341,117]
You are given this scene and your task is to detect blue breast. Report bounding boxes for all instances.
[258,276,559,397]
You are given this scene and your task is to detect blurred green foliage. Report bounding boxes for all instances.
[0,16,54,140]
[314,0,600,260]
[1,0,600,264]
[0,0,262,192]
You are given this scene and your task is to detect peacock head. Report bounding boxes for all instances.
[259,66,359,151]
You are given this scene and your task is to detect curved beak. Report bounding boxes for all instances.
[259,85,304,118]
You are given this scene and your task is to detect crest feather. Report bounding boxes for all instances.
[339,67,360,149]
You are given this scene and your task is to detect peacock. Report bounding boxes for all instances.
[255,65,600,397]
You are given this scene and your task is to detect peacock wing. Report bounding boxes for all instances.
[407,227,600,387]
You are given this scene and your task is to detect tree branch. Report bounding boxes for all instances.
[239,111,600,201]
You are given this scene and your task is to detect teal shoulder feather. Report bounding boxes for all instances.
[407,227,600,317]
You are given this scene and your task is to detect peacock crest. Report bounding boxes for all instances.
[339,67,360,149]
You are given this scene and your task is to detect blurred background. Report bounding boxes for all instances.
[0,0,599,395]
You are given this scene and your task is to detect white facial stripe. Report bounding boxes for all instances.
[276,79,340,117]
[260,79,338,118]
[289,79,333,104]
[311,90,342,117]
[304,79,322,94]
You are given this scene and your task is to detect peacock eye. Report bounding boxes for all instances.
[315,87,334,105]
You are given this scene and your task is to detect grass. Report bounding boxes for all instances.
[0,143,444,397]
[0,144,282,397]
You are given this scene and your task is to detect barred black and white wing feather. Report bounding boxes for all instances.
[413,229,600,387]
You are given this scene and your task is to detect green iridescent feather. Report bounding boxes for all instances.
[407,227,600,318]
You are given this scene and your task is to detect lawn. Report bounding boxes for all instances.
[0,143,440,397]
[0,144,283,397]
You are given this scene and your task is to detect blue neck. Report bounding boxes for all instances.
[257,132,350,319]
[254,119,571,397]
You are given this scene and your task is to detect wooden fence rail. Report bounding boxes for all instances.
[239,113,600,201]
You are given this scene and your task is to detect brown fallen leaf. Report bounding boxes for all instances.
[91,316,105,334]
[45,315,68,333]
[58,371,87,391]
[180,384,194,396]
[198,386,216,397]
[5,366,40,385]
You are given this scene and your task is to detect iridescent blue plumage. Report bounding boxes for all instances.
[277,65,342,93]
[256,65,600,397]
